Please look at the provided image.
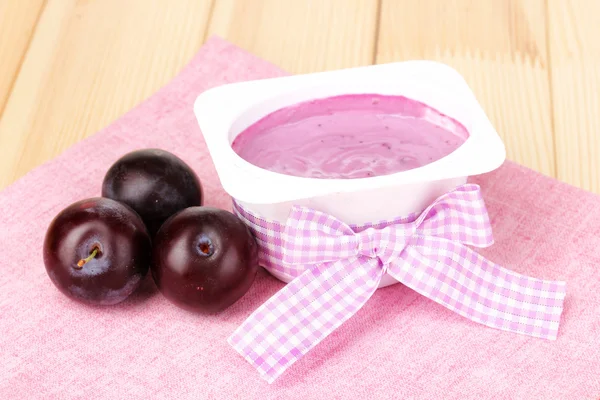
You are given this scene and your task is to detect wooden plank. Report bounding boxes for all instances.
[0,0,46,116]
[547,0,600,193]
[207,0,378,74]
[377,0,555,177]
[0,0,213,189]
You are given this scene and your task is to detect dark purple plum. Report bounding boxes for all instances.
[102,149,203,237]
[151,207,258,313]
[43,198,152,306]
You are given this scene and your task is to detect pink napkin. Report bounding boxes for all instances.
[0,37,598,399]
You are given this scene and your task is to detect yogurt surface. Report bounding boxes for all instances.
[232,94,469,179]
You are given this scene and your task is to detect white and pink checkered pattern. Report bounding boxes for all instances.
[229,184,567,383]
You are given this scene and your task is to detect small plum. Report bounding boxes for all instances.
[43,198,152,305]
[102,149,203,237]
[151,207,258,313]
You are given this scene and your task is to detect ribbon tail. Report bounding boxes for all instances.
[387,241,567,340]
[228,257,383,383]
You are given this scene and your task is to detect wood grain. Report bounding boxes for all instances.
[547,0,600,192]
[0,0,213,189]
[0,0,46,115]
[1,0,600,193]
[377,0,555,177]
[207,0,378,74]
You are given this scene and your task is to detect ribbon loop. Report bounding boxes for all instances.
[281,207,359,265]
[415,184,494,248]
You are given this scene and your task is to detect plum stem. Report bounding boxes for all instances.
[199,243,211,254]
[76,248,99,269]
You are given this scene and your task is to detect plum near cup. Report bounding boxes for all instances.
[102,148,203,237]
[151,207,259,313]
[43,198,152,306]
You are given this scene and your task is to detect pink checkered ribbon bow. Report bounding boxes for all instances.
[229,184,567,383]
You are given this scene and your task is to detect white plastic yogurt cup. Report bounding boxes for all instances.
[193,61,506,288]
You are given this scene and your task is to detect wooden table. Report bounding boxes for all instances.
[1,0,598,193]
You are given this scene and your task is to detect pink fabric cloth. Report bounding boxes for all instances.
[0,37,598,399]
